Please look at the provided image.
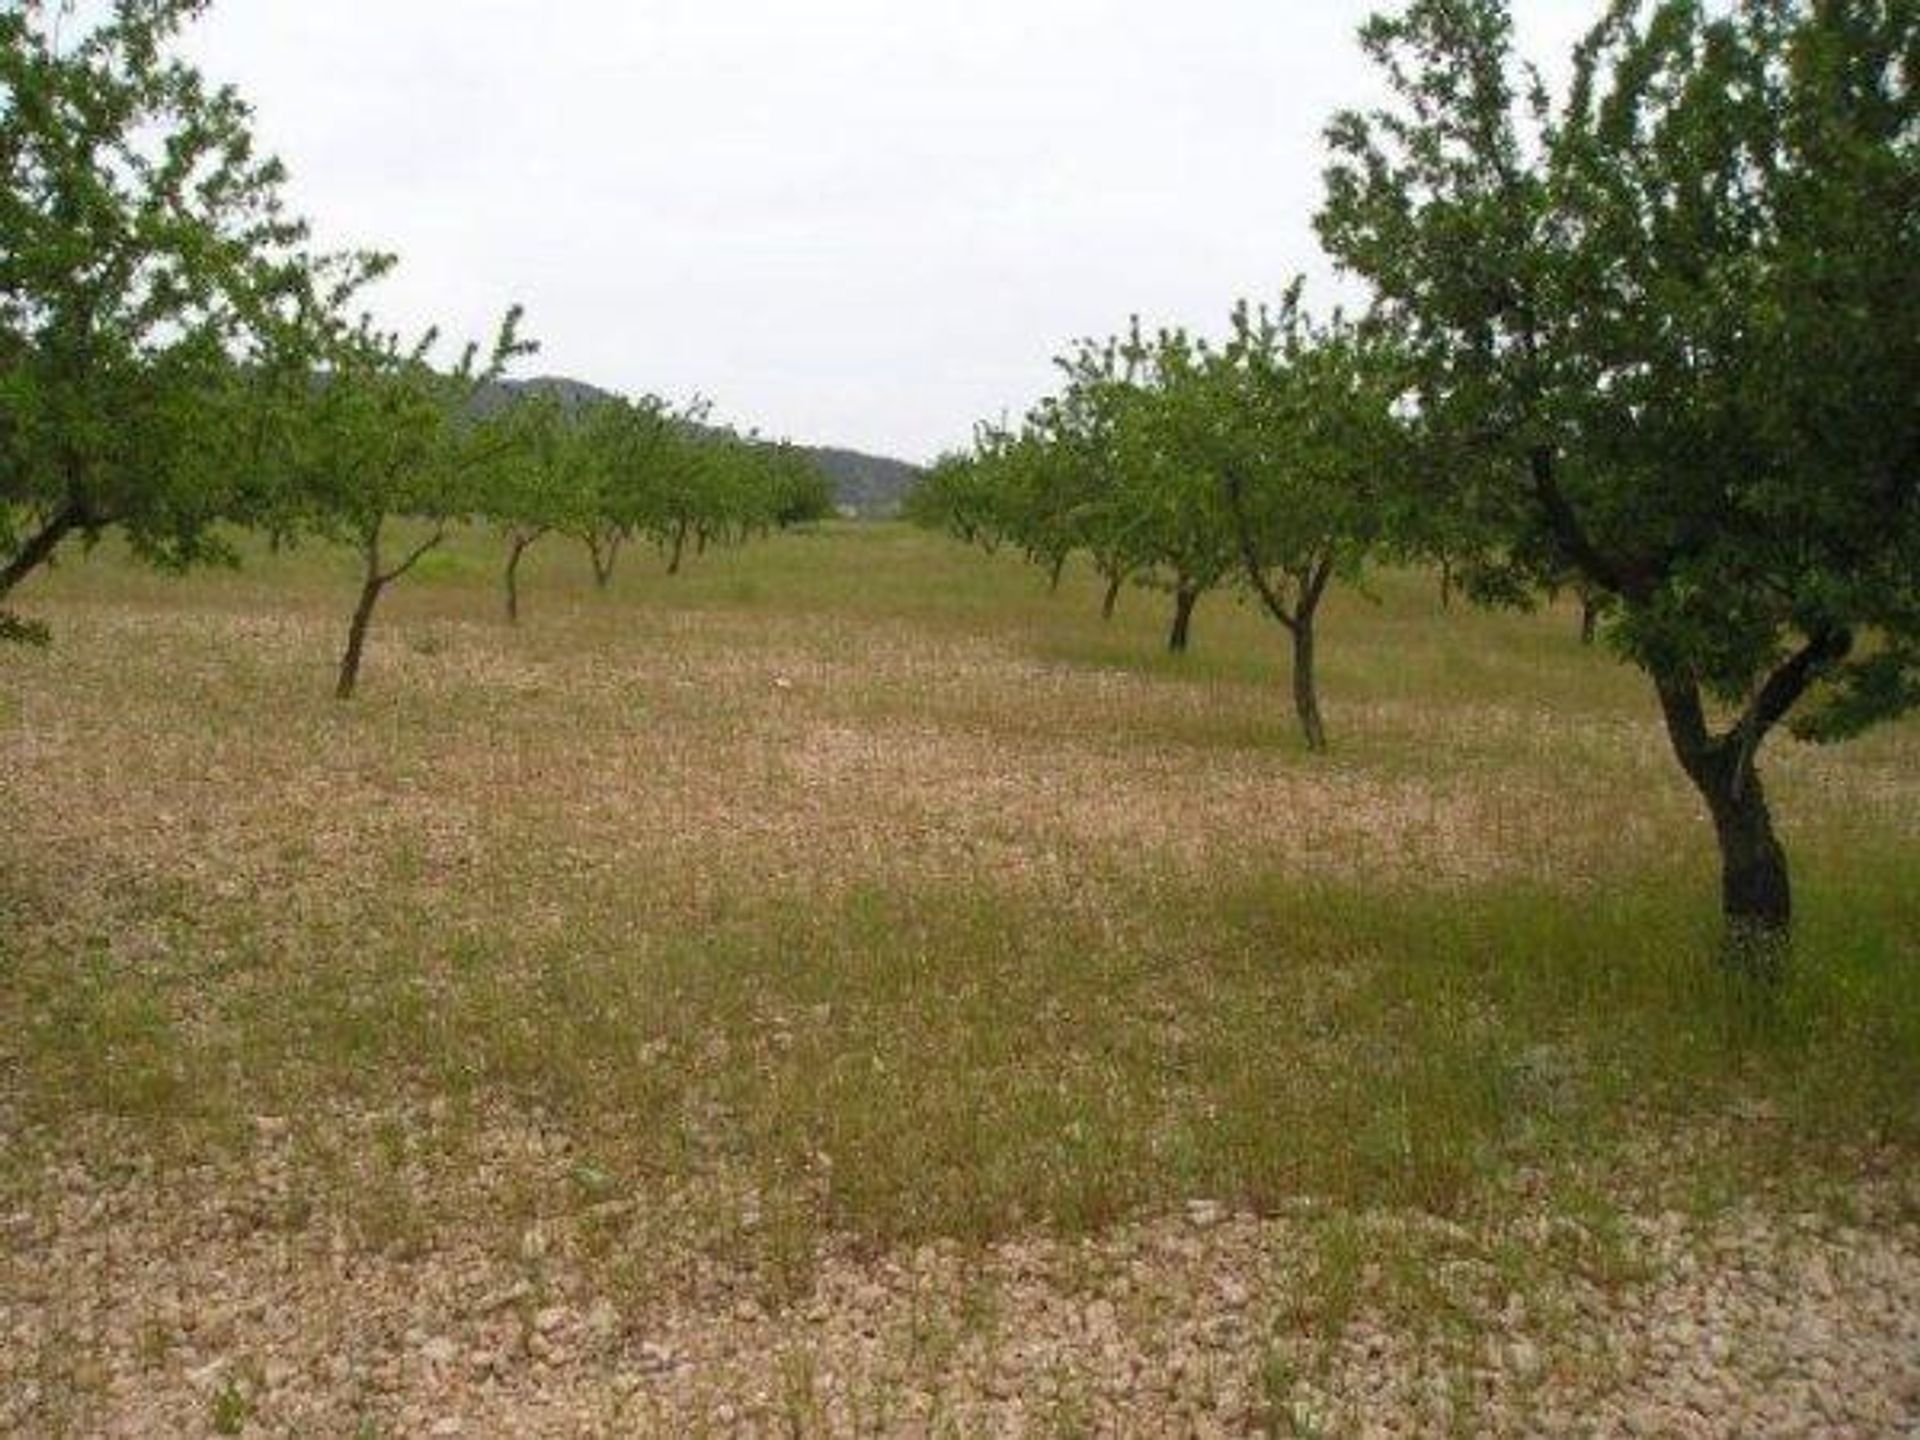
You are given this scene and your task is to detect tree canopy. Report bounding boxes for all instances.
[910,293,1407,746]
[0,0,384,638]
[1318,0,1918,946]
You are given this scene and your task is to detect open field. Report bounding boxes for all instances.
[3,523,1918,1436]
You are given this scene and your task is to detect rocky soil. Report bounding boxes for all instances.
[5,1142,1917,1437]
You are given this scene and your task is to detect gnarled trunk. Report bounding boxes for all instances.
[1580,595,1600,646]
[1167,586,1198,655]
[504,531,538,624]
[667,520,689,576]
[588,531,622,590]
[1653,671,1794,971]
[1291,615,1327,753]
[1704,764,1792,940]
[1048,552,1067,593]
[337,568,385,701]
[1101,572,1123,622]
[1,501,85,600]
[335,518,445,701]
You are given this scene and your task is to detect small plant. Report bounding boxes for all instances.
[135,1316,172,1370]
[776,1345,825,1437]
[209,1373,254,1435]
[0,612,52,647]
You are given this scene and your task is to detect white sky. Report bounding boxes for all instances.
[181,2,1598,461]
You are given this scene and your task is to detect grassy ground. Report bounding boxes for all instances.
[2,522,1916,1432]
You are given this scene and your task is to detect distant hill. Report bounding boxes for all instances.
[796,446,923,518]
[471,375,618,416]
[477,376,924,517]
[508,375,619,411]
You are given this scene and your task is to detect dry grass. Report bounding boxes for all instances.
[2,522,1917,1433]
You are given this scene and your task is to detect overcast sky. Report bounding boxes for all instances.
[182,2,1597,462]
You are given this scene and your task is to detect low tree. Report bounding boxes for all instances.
[1105,326,1242,656]
[1201,293,1403,751]
[904,442,1018,553]
[750,441,836,533]
[650,424,716,575]
[289,309,534,698]
[937,327,1242,655]
[1,0,382,641]
[479,390,591,624]
[571,393,687,587]
[1319,0,1919,954]
[1037,336,1147,620]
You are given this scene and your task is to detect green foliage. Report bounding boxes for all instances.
[764,442,838,528]
[477,389,595,540]
[278,309,536,695]
[904,448,1017,553]
[920,322,1243,638]
[933,291,1410,739]
[209,1373,253,1436]
[0,0,385,612]
[461,382,837,612]
[1141,292,1406,627]
[1319,0,1918,740]
[1096,321,1242,609]
[1317,0,1918,932]
[286,308,535,550]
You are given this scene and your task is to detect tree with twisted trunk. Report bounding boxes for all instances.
[287,310,534,699]
[1,0,384,640]
[1165,289,1402,753]
[1318,0,1918,959]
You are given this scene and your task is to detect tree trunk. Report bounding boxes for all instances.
[335,518,445,699]
[588,532,621,590]
[1167,587,1198,655]
[1101,572,1123,621]
[505,535,533,624]
[337,569,385,701]
[1580,595,1600,646]
[1048,552,1067,593]
[1439,559,1454,613]
[667,521,689,576]
[1291,612,1328,753]
[0,501,84,599]
[1651,630,1854,967]
[1654,674,1793,969]
[1700,760,1792,945]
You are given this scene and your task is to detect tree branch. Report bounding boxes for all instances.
[1,499,90,599]
[1724,627,1854,796]
[1223,469,1300,634]
[1304,552,1337,614]
[1650,662,1716,786]
[378,522,448,585]
[1528,446,1649,601]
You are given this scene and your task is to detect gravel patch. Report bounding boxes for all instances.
[5,1146,1916,1436]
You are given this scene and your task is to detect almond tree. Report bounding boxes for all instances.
[573,393,677,590]
[1,0,382,642]
[481,390,590,624]
[1035,336,1146,619]
[290,309,534,698]
[646,420,724,575]
[1105,326,1242,656]
[761,442,837,531]
[1319,0,1919,955]
[903,447,1015,552]
[1199,292,1403,752]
